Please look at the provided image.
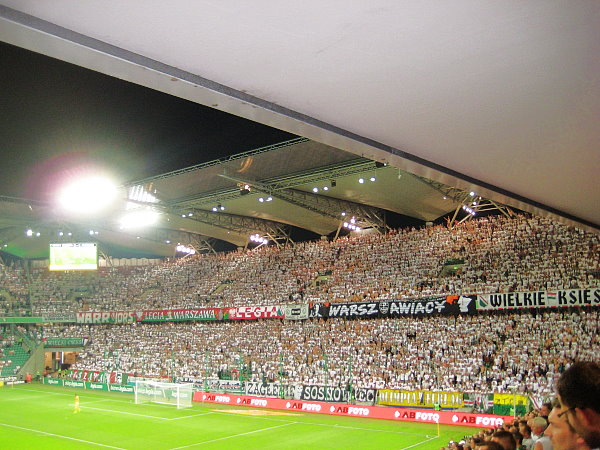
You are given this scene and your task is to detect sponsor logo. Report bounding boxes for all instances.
[452,415,504,426]
[89,383,105,390]
[237,398,268,407]
[287,402,321,412]
[110,385,134,393]
[332,406,370,416]
[398,411,440,422]
[205,394,231,404]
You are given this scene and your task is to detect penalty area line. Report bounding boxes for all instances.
[83,406,174,420]
[169,422,297,448]
[0,422,126,449]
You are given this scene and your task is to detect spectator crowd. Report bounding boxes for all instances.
[0,214,597,317]
[41,309,598,399]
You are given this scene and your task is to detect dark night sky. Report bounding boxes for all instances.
[0,41,296,202]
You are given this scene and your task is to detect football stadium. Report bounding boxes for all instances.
[1,3,599,450]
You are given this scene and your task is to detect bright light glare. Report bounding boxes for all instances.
[57,176,117,214]
[120,209,159,229]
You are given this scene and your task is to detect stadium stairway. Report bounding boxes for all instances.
[0,344,29,377]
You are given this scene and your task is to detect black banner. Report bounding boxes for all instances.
[324,296,476,319]
[309,303,330,318]
[300,385,350,403]
[354,388,377,403]
[245,382,296,398]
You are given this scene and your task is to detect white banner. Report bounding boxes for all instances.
[284,304,309,320]
[477,288,599,310]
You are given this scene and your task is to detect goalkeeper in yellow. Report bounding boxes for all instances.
[73,394,81,414]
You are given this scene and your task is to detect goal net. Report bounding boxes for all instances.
[134,380,194,409]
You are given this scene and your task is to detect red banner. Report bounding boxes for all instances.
[193,392,511,428]
[225,306,285,320]
[140,308,222,322]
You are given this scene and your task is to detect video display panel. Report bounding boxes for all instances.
[49,243,98,271]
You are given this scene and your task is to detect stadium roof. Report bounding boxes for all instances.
[0,2,598,260]
[0,138,466,258]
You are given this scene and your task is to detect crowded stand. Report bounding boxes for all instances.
[0,214,596,316]
[40,308,598,399]
[1,213,599,449]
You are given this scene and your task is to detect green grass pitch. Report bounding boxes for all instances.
[0,384,481,449]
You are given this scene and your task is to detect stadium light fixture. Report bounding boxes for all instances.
[312,187,319,193]
[370,176,376,182]
[358,178,365,184]
[176,244,196,255]
[249,234,268,244]
[26,229,33,237]
[57,175,118,215]
[323,186,329,191]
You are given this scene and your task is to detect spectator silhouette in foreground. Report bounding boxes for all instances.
[555,361,600,449]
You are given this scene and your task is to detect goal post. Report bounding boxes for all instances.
[134,380,194,409]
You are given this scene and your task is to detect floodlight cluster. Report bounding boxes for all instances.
[57,176,118,215]
[258,196,273,203]
[249,234,268,244]
[462,205,477,216]
[211,204,225,212]
[343,216,361,231]
[175,244,196,255]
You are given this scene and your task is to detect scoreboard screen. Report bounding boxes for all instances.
[49,243,98,271]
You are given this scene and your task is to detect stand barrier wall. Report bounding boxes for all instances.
[193,392,512,428]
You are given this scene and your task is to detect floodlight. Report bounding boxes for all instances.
[358,178,365,184]
[312,187,319,193]
[26,229,33,237]
[57,175,118,215]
